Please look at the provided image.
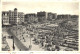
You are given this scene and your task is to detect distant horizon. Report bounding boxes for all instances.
[2,8,79,15]
[2,2,79,15]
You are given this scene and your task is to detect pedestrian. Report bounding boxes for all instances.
[41,42,44,47]
[55,45,60,51]
[20,49,21,51]
[29,45,32,49]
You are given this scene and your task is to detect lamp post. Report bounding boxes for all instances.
[29,25,32,49]
[30,35,31,46]
[13,35,15,50]
[12,26,15,51]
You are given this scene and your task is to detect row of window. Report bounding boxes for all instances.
[3,18,9,20]
[3,21,9,22]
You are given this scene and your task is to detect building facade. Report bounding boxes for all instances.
[25,13,37,23]
[57,14,71,20]
[14,8,18,24]
[71,15,79,18]
[2,8,24,25]
[37,11,47,22]
[2,11,9,25]
[18,12,24,24]
[9,10,15,25]
[47,12,57,21]
[52,13,57,19]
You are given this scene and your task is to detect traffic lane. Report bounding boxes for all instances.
[14,35,29,51]
[7,29,29,51]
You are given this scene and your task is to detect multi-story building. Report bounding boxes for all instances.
[37,11,47,22]
[2,8,24,25]
[8,8,18,25]
[53,13,57,19]
[25,13,37,23]
[18,12,24,24]
[57,14,71,20]
[47,12,53,21]
[2,11,9,25]
[14,8,18,24]
[9,10,15,25]
[71,15,79,18]
[47,12,57,21]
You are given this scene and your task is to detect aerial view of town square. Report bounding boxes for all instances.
[2,2,79,51]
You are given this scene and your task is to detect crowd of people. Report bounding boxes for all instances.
[8,17,78,51]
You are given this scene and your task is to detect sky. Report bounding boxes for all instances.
[2,2,79,15]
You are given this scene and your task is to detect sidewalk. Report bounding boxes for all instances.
[2,30,19,51]
[6,39,19,51]
[21,36,44,51]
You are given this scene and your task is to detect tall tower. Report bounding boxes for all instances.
[14,8,18,24]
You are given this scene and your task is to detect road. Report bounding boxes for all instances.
[7,29,29,51]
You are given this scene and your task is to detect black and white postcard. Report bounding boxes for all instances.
[1,1,79,51]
